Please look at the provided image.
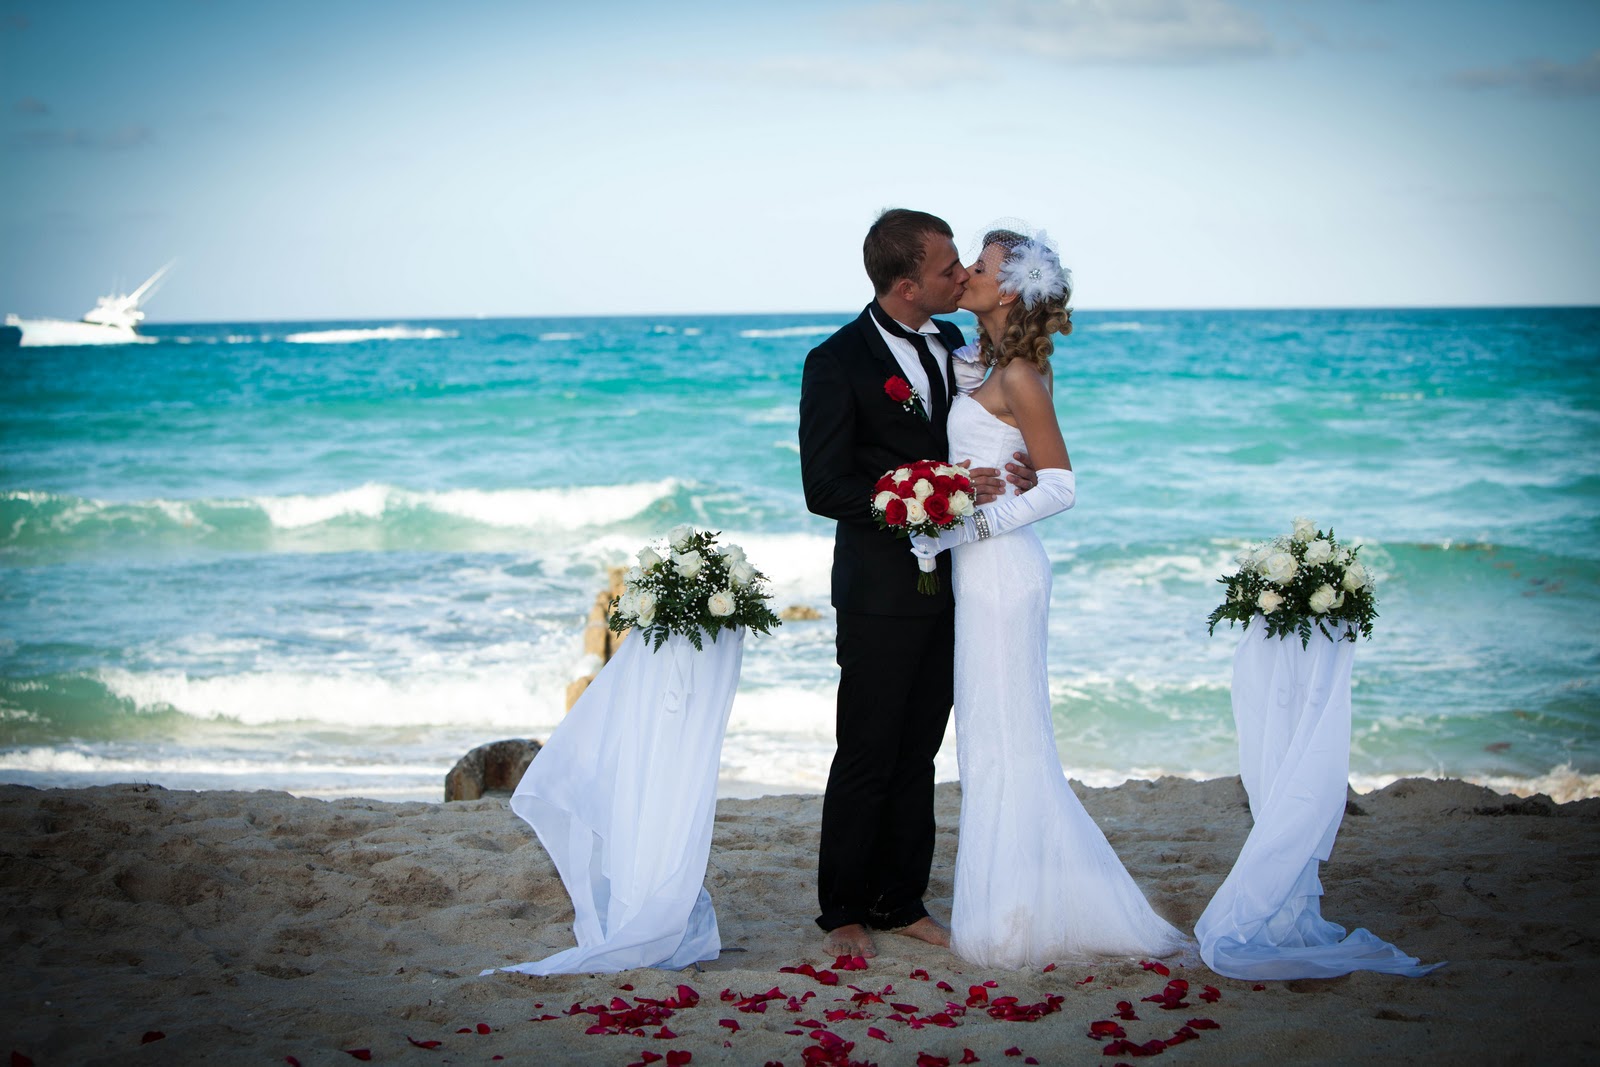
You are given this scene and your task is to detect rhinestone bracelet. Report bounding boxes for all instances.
[974,509,991,540]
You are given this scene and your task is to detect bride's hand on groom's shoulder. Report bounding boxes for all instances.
[960,454,1037,504]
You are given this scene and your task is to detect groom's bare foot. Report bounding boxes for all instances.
[823,923,877,959]
[894,916,950,948]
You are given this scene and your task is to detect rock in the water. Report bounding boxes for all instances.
[444,738,542,802]
[779,604,823,621]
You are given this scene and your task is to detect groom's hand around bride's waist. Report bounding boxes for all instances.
[963,452,1037,505]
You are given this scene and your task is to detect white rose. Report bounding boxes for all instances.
[1260,550,1298,585]
[729,560,756,587]
[1332,590,1346,611]
[1303,538,1334,565]
[1338,546,1354,565]
[904,498,927,524]
[1309,583,1337,614]
[638,547,662,569]
[635,591,657,625]
[721,543,746,563]
[615,591,638,619]
[1292,517,1317,543]
[937,464,964,479]
[667,524,695,550]
[673,549,704,579]
[912,478,934,502]
[1257,589,1285,614]
[874,490,897,513]
[1342,561,1369,591]
[706,590,736,617]
[949,490,973,516]
[893,467,912,484]
[624,566,643,584]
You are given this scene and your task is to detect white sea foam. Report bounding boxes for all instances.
[539,331,582,341]
[1086,321,1154,332]
[1348,763,1600,804]
[283,326,457,344]
[738,325,843,338]
[237,480,679,532]
[95,665,569,730]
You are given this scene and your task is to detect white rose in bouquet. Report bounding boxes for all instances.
[874,490,897,512]
[635,591,657,625]
[673,549,704,579]
[1261,550,1298,585]
[904,498,927,524]
[1293,516,1317,543]
[1303,538,1334,565]
[912,478,934,502]
[707,590,736,617]
[667,524,695,550]
[625,566,643,584]
[893,467,912,484]
[729,560,756,587]
[616,591,639,619]
[1309,583,1337,614]
[721,543,747,564]
[1333,590,1346,611]
[1342,561,1369,591]
[1258,589,1285,614]
[638,547,662,569]
[949,490,973,517]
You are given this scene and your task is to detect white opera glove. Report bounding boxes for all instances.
[972,468,1076,539]
[909,516,977,560]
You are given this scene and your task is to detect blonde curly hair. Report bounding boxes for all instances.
[975,229,1073,373]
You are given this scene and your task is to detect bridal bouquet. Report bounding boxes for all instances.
[870,460,976,595]
[1207,517,1378,648]
[608,526,782,651]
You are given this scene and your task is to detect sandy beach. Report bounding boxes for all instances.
[3,774,1596,1065]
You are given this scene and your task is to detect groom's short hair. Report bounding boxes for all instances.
[864,208,954,296]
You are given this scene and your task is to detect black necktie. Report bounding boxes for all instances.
[870,303,950,426]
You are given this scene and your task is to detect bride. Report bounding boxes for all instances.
[913,226,1187,968]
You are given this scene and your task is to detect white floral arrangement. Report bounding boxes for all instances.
[1207,517,1378,648]
[608,525,782,651]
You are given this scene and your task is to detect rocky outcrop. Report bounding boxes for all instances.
[443,738,543,802]
[566,566,630,710]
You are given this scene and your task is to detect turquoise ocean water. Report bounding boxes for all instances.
[2,309,1597,801]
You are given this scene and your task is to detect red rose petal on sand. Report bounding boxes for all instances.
[1200,986,1221,1004]
[654,1028,677,1039]
[457,1027,472,1034]
[960,1050,981,1064]
[867,1027,892,1042]
[620,984,634,991]
[937,981,956,993]
[1139,960,1171,977]
[639,1054,663,1065]
[1042,963,1057,973]
[916,1055,951,1067]
[475,1022,492,1034]
[966,985,989,1006]
[1187,1018,1221,1031]
[1114,1001,1140,1021]
[910,968,931,980]
[1004,1050,1022,1059]
[140,1032,166,1044]
[1089,1021,1127,1040]
[406,1036,443,1049]
[834,954,870,971]
[719,1019,740,1033]
[284,1059,300,1067]
[893,1002,922,1013]
[665,1053,692,1067]
[1025,1059,1039,1066]
[1077,975,1096,986]
[343,1053,372,1062]
[785,1030,804,1036]
[1252,984,1266,991]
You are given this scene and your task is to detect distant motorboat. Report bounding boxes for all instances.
[2,263,173,347]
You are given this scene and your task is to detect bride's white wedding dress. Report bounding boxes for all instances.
[947,393,1186,968]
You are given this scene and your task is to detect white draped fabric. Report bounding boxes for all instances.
[1196,618,1442,980]
[489,628,745,976]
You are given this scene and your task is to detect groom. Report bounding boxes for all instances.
[798,208,1032,957]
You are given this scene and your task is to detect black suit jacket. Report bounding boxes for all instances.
[799,303,967,617]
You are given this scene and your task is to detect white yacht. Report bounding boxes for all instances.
[3,263,173,346]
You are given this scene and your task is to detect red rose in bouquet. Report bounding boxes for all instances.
[870,460,977,594]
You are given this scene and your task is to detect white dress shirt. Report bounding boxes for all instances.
[871,313,951,407]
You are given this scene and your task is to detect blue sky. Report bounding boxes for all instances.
[2,0,1597,320]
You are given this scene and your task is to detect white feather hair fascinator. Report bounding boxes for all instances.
[974,220,1073,310]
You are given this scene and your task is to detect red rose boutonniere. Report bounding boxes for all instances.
[884,375,928,420]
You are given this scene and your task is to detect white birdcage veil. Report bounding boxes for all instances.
[968,219,1072,310]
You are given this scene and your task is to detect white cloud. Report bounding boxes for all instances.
[1451,49,1600,98]
[856,0,1278,67]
